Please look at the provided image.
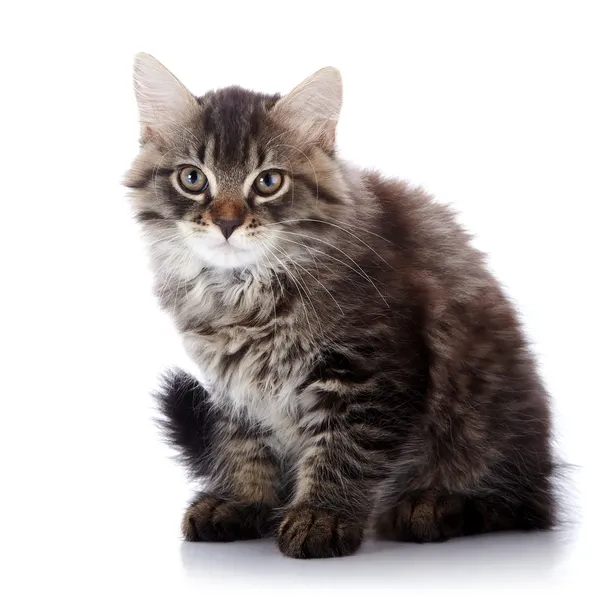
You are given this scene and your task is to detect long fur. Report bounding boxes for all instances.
[155,369,217,478]
[126,55,560,558]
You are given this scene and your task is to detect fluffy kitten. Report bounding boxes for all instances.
[125,53,557,559]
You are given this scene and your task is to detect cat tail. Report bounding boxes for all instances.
[154,369,217,479]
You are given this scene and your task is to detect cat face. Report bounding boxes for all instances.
[126,54,351,271]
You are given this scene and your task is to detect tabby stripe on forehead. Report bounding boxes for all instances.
[294,174,343,204]
[242,134,252,164]
[257,147,268,168]
[202,104,215,134]
[245,106,264,163]
[197,143,207,164]
[212,134,221,163]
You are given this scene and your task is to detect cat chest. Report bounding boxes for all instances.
[182,325,317,426]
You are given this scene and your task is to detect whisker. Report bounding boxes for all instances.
[272,230,390,308]
[267,242,345,316]
[260,242,321,337]
[273,217,393,246]
[265,233,346,286]
[255,241,282,326]
[156,246,189,300]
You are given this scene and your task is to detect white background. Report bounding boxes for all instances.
[1,1,598,597]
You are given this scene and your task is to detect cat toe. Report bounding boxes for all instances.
[183,495,272,542]
[277,505,363,559]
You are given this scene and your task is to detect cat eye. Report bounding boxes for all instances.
[178,166,208,193]
[253,170,284,197]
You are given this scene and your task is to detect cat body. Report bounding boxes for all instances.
[126,54,556,558]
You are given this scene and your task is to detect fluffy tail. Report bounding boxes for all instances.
[154,369,217,478]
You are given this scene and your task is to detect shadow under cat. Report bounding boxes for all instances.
[179,529,572,590]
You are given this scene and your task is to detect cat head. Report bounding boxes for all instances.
[125,53,356,271]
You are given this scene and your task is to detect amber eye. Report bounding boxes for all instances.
[178,166,208,193]
[253,170,284,197]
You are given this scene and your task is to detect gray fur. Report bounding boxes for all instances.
[127,54,557,558]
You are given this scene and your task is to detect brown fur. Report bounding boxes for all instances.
[183,495,272,542]
[128,56,559,559]
[277,505,363,559]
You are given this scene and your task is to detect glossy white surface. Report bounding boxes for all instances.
[1,1,597,597]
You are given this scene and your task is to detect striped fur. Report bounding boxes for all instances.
[127,55,557,558]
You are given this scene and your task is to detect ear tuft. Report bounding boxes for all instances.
[133,53,198,144]
[272,67,343,151]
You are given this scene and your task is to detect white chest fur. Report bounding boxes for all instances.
[183,325,314,424]
[177,269,318,432]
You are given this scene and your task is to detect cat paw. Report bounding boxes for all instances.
[182,495,272,542]
[277,505,363,559]
[375,491,465,543]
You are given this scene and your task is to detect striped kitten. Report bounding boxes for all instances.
[125,54,557,558]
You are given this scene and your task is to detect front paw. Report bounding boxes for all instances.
[182,495,272,542]
[277,505,363,559]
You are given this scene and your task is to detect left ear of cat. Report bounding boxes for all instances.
[271,66,343,152]
[132,52,199,145]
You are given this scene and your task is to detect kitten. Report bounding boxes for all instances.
[125,53,557,559]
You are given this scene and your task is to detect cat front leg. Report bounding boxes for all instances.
[277,383,402,558]
[183,417,281,542]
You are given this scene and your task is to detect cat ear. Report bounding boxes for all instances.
[272,67,343,151]
[133,53,199,144]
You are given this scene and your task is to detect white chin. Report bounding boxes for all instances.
[189,237,260,269]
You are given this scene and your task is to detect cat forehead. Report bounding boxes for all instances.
[198,86,280,116]
[192,87,281,165]
[198,88,280,137]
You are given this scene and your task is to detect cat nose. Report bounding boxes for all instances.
[214,217,243,240]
